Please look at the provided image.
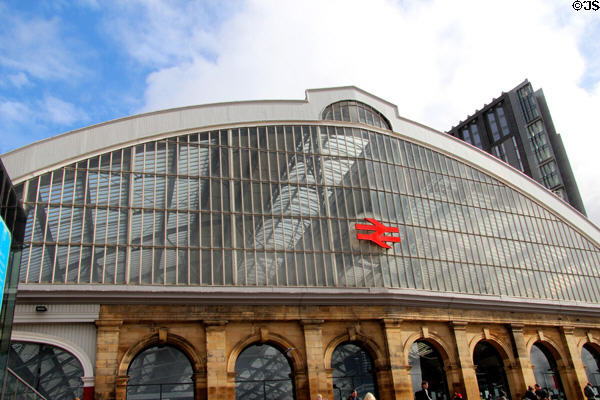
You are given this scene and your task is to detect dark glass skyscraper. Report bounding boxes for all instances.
[448,80,586,215]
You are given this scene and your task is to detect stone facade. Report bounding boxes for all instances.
[93,303,600,400]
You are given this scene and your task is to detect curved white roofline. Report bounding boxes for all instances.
[2,86,599,245]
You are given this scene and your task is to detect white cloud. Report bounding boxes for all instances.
[0,7,86,81]
[0,101,32,124]
[107,0,600,226]
[7,72,30,88]
[41,95,88,125]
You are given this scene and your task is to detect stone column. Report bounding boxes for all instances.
[381,319,413,399]
[95,319,123,400]
[205,320,229,399]
[301,319,330,399]
[509,324,534,399]
[451,322,479,400]
[560,326,587,399]
[114,376,128,400]
[192,371,207,400]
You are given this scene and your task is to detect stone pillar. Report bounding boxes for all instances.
[192,371,207,400]
[445,363,464,396]
[301,319,330,399]
[205,320,229,399]
[95,319,123,400]
[451,322,479,400]
[509,324,534,399]
[503,359,524,400]
[114,376,128,400]
[560,326,587,399]
[381,319,413,399]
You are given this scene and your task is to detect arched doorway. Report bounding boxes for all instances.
[582,344,600,394]
[530,342,565,399]
[331,342,378,400]
[8,341,84,400]
[473,341,510,399]
[408,340,449,399]
[235,343,295,400]
[126,345,194,399]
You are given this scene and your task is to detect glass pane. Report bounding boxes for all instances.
[408,340,448,400]
[8,342,84,400]
[331,343,378,400]
[127,345,193,400]
[235,344,295,400]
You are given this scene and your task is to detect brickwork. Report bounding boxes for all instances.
[93,304,600,400]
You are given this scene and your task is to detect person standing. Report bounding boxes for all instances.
[585,382,598,399]
[534,383,549,400]
[415,381,433,400]
[524,386,537,400]
[496,390,508,400]
[347,389,359,400]
[363,393,376,400]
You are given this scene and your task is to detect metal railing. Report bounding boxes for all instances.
[1,368,47,400]
[126,382,194,399]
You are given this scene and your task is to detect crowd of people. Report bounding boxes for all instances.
[314,380,599,399]
[315,389,376,400]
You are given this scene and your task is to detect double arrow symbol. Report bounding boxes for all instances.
[355,218,401,249]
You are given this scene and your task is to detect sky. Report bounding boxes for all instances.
[0,0,599,226]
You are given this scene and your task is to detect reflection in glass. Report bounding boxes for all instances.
[16,123,600,305]
[582,344,600,393]
[127,345,193,400]
[473,341,510,399]
[409,340,448,400]
[235,344,295,400]
[8,341,84,400]
[530,343,565,399]
[331,343,378,400]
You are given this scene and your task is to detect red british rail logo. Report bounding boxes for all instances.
[355,218,401,249]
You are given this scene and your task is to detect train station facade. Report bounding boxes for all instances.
[2,87,600,399]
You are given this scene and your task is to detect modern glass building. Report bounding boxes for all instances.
[1,87,599,400]
[447,80,586,215]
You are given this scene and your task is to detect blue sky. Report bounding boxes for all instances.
[1,0,600,225]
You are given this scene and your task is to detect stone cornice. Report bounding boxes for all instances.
[15,284,600,318]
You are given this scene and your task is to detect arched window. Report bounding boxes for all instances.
[235,343,295,400]
[322,100,392,130]
[473,341,510,399]
[582,344,600,393]
[127,345,194,399]
[530,343,565,398]
[8,341,84,400]
[408,340,448,399]
[331,342,378,400]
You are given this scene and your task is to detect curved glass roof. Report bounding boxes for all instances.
[15,124,600,304]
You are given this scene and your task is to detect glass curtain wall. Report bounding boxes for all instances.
[331,343,378,400]
[234,344,295,400]
[473,341,510,399]
[7,341,83,400]
[126,345,194,400]
[582,344,600,393]
[15,124,600,304]
[530,343,565,399]
[408,340,448,400]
